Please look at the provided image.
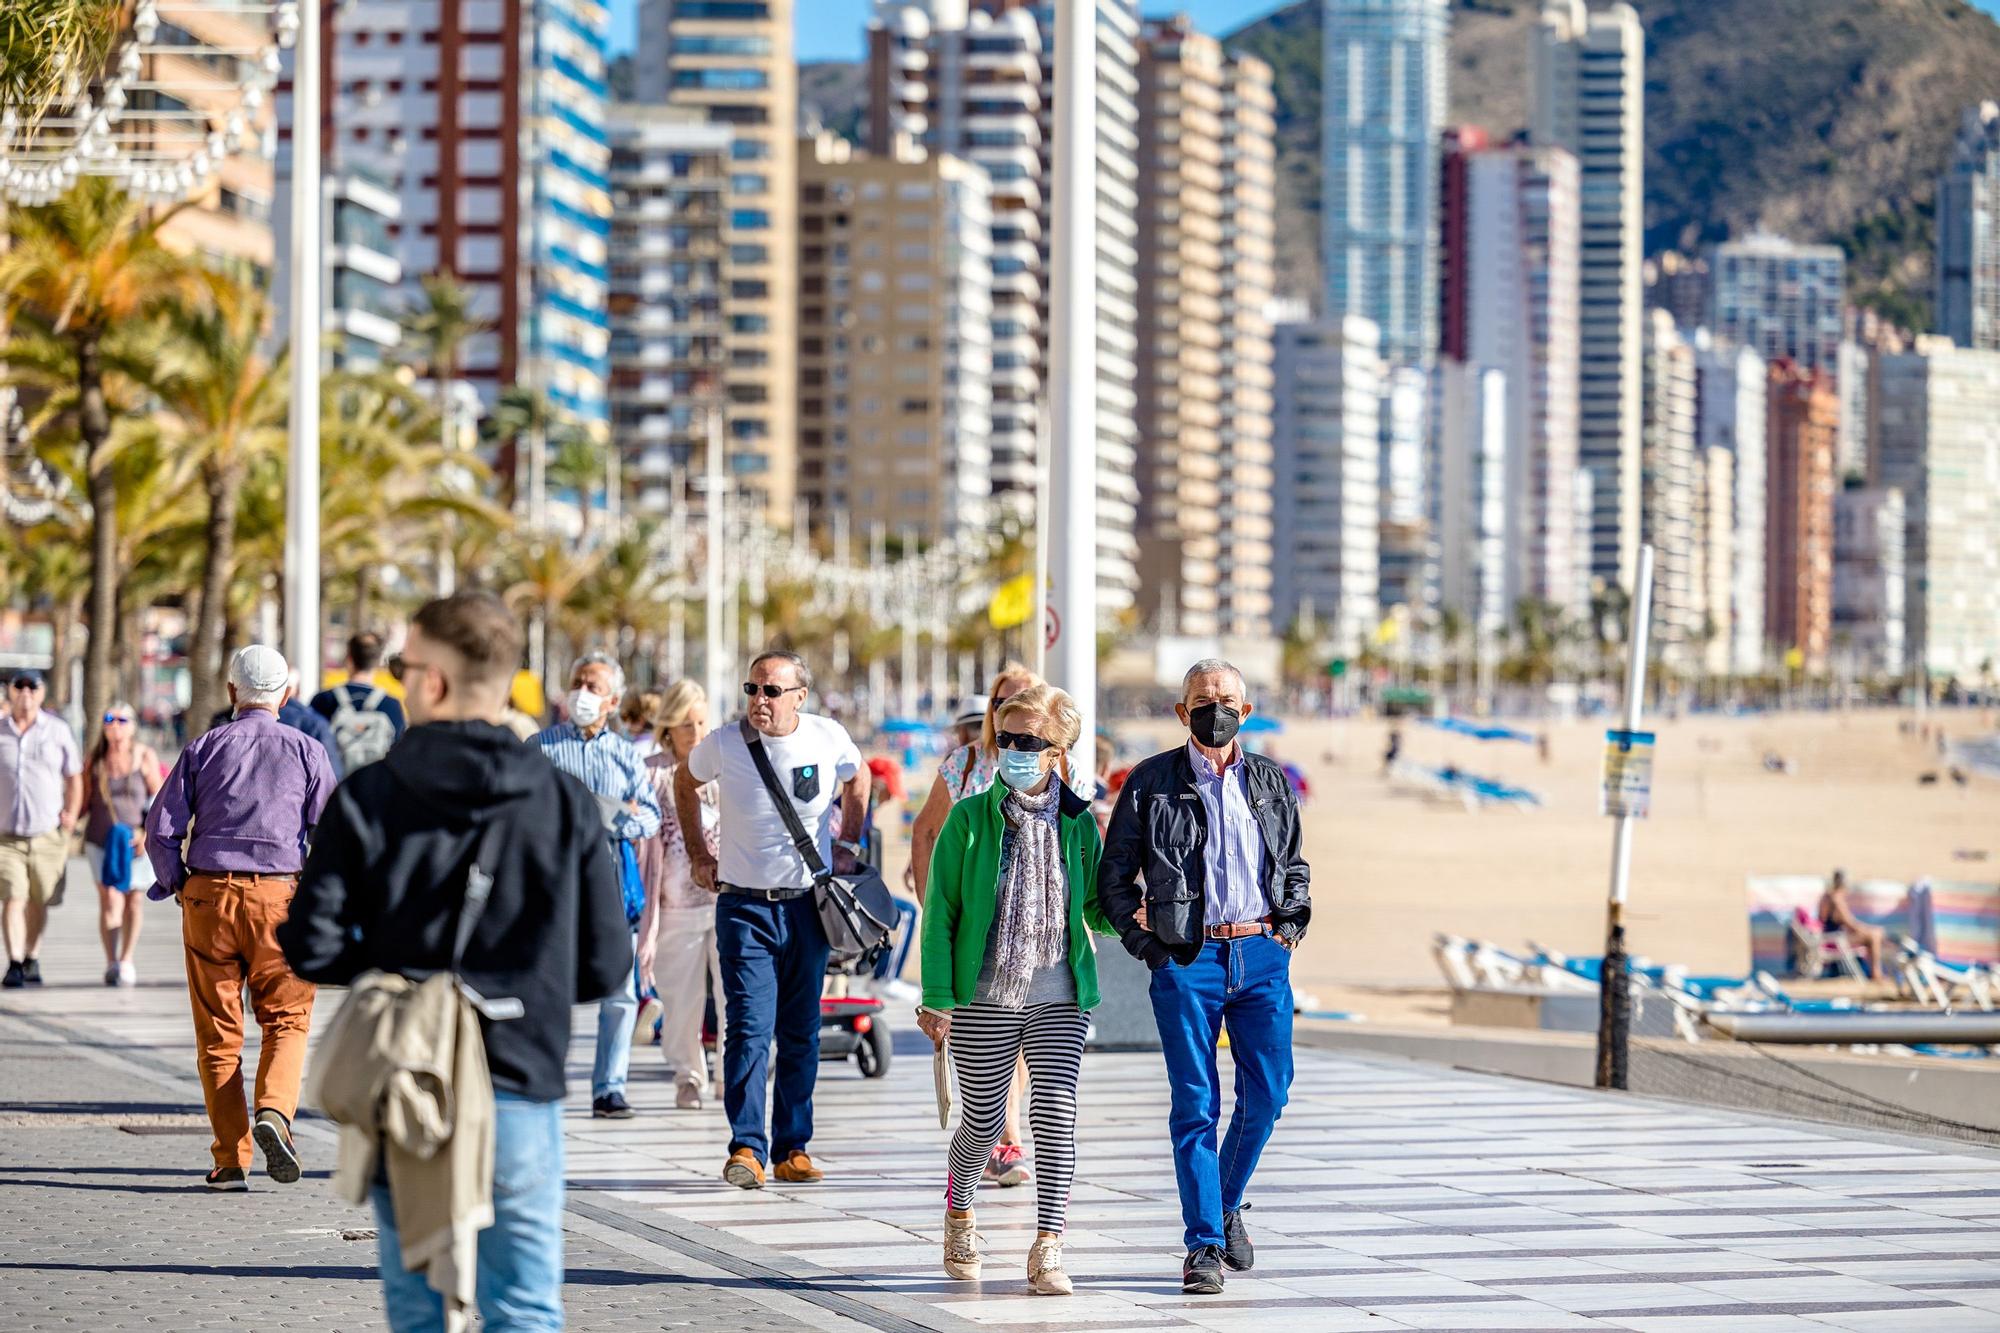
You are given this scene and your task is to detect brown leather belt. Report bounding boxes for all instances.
[1206,918,1273,941]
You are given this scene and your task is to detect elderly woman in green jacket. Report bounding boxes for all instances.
[919,683,1111,1296]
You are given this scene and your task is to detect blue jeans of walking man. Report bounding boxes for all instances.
[1149,933,1295,1250]
[717,892,831,1163]
[591,930,639,1101]
[372,1092,564,1332]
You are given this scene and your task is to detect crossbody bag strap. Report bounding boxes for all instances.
[450,815,511,974]
[738,718,829,881]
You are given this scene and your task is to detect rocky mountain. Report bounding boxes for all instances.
[1229,0,2000,329]
[796,0,2000,329]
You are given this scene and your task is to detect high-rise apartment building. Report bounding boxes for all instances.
[1765,359,1838,674]
[1870,339,2000,681]
[1132,17,1275,639]
[1434,361,1508,645]
[867,0,1144,610]
[1377,367,1430,614]
[1709,234,1845,383]
[323,0,613,430]
[640,0,798,526]
[1645,251,1710,334]
[1937,101,2000,353]
[1833,483,1906,680]
[1273,317,1384,651]
[1532,0,1644,592]
[1320,0,1450,368]
[1694,334,1767,674]
[1640,310,1702,670]
[1696,446,1734,676]
[606,104,731,516]
[173,3,280,277]
[1456,138,1582,613]
[795,134,995,546]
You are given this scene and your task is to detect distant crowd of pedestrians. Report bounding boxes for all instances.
[2,592,1317,1326]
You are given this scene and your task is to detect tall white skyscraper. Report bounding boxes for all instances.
[1462,142,1581,614]
[1273,316,1384,651]
[1320,0,1450,369]
[1532,0,1643,592]
[1833,485,1907,680]
[1709,233,1845,382]
[1937,101,2000,353]
[1695,334,1768,675]
[1640,309,1702,670]
[1434,361,1508,648]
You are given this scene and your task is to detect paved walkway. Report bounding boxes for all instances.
[6,893,2000,1331]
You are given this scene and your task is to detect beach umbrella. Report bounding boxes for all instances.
[1240,714,1283,735]
[880,717,932,734]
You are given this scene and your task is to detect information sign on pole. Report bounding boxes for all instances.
[1599,729,1655,819]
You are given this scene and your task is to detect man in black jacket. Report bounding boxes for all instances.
[280,593,629,1331]
[1097,658,1311,1297]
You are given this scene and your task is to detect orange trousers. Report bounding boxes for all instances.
[179,872,317,1170]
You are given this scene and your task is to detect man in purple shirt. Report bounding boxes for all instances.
[0,668,83,988]
[147,645,335,1192]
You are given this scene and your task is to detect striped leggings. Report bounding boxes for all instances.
[945,1001,1089,1234]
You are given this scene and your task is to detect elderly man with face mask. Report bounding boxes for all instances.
[1096,658,1312,1297]
[146,645,336,1191]
[534,652,662,1119]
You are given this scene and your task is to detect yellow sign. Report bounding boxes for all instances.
[1600,729,1655,818]
[1784,646,1805,671]
[987,573,1036,630]
[1373,615,1401,646]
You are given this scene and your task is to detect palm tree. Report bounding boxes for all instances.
[483,384,573,521]
[404,274,491,592]
[547,431,606,545]
[0,0,119,123]
[0,180,204,729]
[145,281,288,731]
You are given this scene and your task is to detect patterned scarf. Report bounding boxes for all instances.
[989,781,1067,1009]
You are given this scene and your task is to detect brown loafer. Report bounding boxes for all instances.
[723,1147,764,1190]
[772,1150,823,1183]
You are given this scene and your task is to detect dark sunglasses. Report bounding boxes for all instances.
[9,680,39,691]
[995,729,1054,753]
[743,682,804,699]
[102,713,134,725]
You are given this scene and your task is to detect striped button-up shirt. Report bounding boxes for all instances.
[534,723,662,843]
[1188,741,1268,927]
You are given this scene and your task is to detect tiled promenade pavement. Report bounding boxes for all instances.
[5,896,2000,1332]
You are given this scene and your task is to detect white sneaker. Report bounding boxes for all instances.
[116,961,137,988]
[1027,1236,1072,1296]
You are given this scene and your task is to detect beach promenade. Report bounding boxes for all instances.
[6,901,2000,1332]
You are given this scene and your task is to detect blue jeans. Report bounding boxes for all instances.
[716,892,830,1163]
[591,931,638,1099]
[371,1091,565,1332]
[1149,933,1294,1251]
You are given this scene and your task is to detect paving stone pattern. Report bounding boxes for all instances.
[6,893,2000,1331]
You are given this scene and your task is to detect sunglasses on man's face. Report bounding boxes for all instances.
[743,682,804,699]
[995,729,1054,753]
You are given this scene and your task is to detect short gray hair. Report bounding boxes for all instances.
[1181,657,1246,702]
[569,651,625,697]
[750,649,812,692]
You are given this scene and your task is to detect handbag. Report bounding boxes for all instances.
[739,720,898,975]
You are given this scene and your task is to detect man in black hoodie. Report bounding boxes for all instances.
[280,593,630,1331]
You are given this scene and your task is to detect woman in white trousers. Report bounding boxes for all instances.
[637,680,726,1109]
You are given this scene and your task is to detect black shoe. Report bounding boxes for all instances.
[21,958,40,985]
[1222,1203,1254,1271]
[1182,1244,1226,1295]
[1,961,22,988]
[205,1166,248,1192]
[592,1092,634,1120]
[253,1109,301,1184]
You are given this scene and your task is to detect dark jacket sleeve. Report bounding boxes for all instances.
[1096,773,1169,969]
[280,785,375,985]
[572,784,633,1004]
[1273,771,1312,944]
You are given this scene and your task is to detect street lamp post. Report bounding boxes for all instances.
[284,0,322,692]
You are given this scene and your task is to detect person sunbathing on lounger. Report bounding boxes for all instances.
[1818,869,1888,978]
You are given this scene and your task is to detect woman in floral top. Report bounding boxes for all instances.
[908,660,1042,1186]
[636,680,723,1109]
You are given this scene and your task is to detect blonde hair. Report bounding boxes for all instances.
[653,679,707,737]
[978,661,1044,757]
[994,683,1083,756]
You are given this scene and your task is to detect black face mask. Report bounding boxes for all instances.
[1188,703,1241,749]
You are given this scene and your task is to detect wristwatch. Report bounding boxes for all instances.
[834,838,864,857]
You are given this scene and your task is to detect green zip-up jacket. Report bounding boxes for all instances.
[921,779,1114,1011]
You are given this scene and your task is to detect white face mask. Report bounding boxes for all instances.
[567,687,605,726]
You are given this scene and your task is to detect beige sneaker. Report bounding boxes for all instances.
[675,1079,703,1111]
[1026,1235,1071,1296]
[942,1211,982,1280]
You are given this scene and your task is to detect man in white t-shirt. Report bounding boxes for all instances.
[677,649,865,1190]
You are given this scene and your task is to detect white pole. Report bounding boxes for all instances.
[1608,543,1655,911]
[1032,402,1051,679]
[1048,0,1098,792]
[704,409,726,714]
[1597,542,1654,1092]
[284,0,323,694]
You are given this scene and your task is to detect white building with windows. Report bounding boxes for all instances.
[1695,334,1768,675]
[1709,233,1845,384]
[1937,101,2000,354]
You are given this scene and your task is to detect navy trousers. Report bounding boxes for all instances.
[716,892,831,1164]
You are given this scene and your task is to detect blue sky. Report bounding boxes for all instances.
[610,1,1298,58]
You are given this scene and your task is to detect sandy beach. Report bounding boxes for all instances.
[874,707,2000,1003]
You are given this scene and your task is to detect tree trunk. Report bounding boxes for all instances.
[78,335,117,747]
[186,459,243,738]
[353,563,375,635]
[115,582,142,710]
[47,591,82,713]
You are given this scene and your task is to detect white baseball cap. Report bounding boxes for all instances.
[229,644,290,694]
